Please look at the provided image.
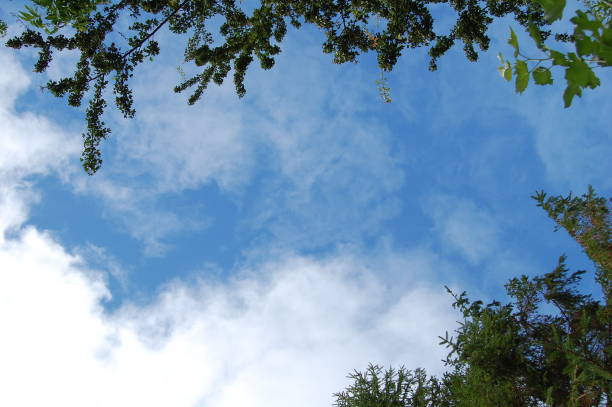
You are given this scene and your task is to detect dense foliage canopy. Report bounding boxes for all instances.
[3,0,549,174]
[335,188,611,407]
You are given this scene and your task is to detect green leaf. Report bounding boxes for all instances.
[497,52,504,64]
[575,36,595,56]
[599,46,612,66]
[515,60,529,93]
[535,0,566,23]
[508,27,520,57]
[24,5,40,15]
[504,62,512,81]
[563,83,582,107]
[550,50,570,66]
[565,58,591,87]
[528,24,545,49]
[532,67,553,85]
[571,10,601,32]
[602,26,612,47]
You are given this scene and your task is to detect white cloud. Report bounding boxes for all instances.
[0,232,459,407]
[111,62,255,194]
[0,48,80,238]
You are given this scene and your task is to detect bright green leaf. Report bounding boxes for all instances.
[535,0,566,23]
[504,62,512,81]
[571,10,602,32]
[563,83,582,107]
[550,50,570,66]
[565,58,591,86]
[508,27,520,57]
[575,36,595,56]
[532,67,553,85]
[515,60,529,93]
[24,5,39,14]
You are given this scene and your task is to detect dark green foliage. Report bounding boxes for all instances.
[15,0,108,34]
[533,186,611,279]
[334,364,453,407]
[335,188,611,406]
[6,0,548,173]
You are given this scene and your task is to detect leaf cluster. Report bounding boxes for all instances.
[499,0,611,106]
[16,0,109,34]
[6,0,548,173]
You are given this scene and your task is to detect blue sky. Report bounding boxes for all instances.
[0,2,611,406]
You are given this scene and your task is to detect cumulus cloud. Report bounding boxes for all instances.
[0,233,458,407]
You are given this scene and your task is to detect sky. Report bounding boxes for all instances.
[0,2,611,406]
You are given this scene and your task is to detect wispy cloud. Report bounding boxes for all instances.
[392,17,612,194]
[424,195,500,265]
[55,31,407,254]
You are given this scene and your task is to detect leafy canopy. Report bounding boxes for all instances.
[3,0,548,174]
[335,188,611,407]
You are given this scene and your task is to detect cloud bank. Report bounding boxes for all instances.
[0,47,457,407]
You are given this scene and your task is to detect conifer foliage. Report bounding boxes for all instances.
[3,0,547,174]
[335,188,611,407]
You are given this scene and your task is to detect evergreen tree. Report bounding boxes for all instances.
[334,188,611,407]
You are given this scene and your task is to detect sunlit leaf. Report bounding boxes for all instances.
[515,60,529,93]
[535,0,566,23]
[533,67,553,85]
[563,83,582,107]
[508,27,520,57]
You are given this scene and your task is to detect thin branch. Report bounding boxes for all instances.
[122,0,190,60]
[87,0,189,82]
